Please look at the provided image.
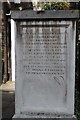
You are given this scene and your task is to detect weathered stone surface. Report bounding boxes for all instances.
[12,20,76,117]
[11,10,79,20]
[13,114,77,120]
[11,10,79,119]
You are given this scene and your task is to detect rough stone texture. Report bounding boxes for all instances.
[11,10,79,20]
[1,2,11,83]
[2,5,8,83]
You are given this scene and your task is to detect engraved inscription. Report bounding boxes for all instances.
[21,22,67,83]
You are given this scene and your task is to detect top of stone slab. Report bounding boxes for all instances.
[11,10,79,20]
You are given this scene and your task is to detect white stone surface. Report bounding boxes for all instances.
[11,19,16,81]
[12,20,76,117]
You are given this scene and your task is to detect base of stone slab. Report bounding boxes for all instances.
[12,114,77,120]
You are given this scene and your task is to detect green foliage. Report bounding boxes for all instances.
[42,2,70,10]
[33,1,71,11]
[43,3,51,10]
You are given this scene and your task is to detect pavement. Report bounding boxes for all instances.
[0,81,15,120]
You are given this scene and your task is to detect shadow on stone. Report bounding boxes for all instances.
[2,90,15,119]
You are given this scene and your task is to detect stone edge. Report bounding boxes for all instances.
[11,10,79,20]
[12,114,77,120]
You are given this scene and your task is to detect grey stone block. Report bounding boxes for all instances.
[11,10,79,20]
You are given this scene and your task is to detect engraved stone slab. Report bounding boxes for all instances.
[14,21,76,117]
